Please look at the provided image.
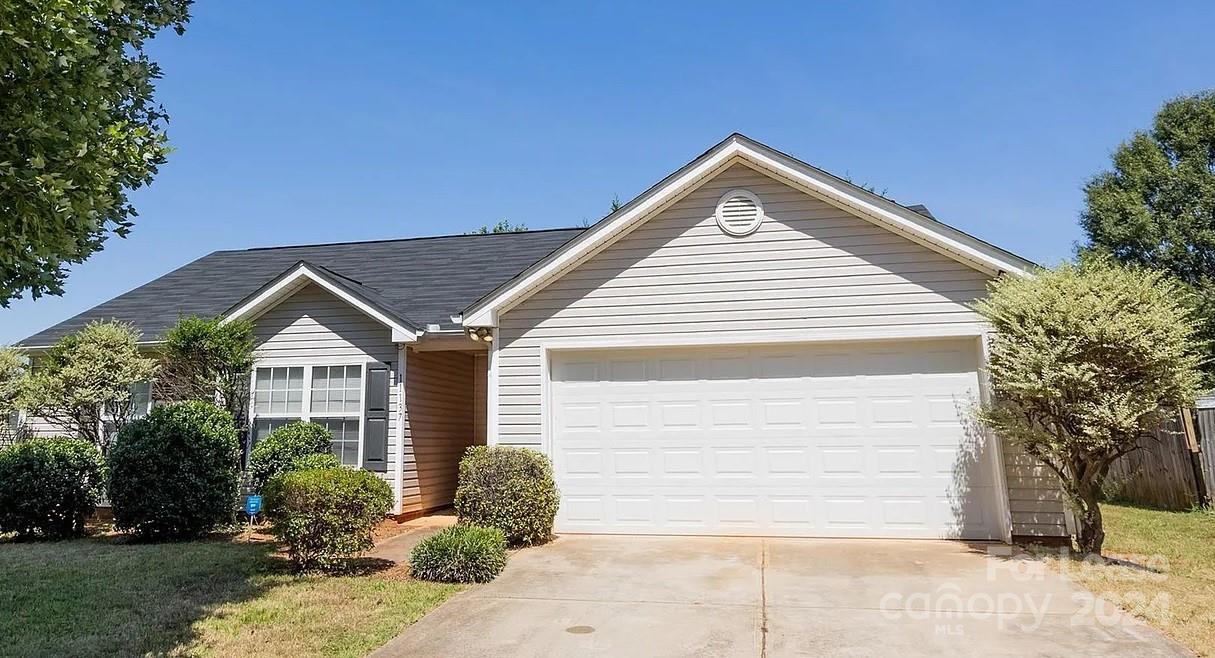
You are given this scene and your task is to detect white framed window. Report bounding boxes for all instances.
[250,364,365,467]
[130,381,154,419]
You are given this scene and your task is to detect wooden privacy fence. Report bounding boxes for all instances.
[1105,407,1215,510]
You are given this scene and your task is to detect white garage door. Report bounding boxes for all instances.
[550,339,1002,539]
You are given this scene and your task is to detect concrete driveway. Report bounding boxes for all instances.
[371,535,1189,658]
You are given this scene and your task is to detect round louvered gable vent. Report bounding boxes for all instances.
[715,189,764,236]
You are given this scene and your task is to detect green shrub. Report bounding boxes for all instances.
[247,422,332,491]
[263,467,392,572]
[0,437,103,539]
[409,524,507,583]
[454,446,559,546]
[290,452,341,471]
[108,401,241,539]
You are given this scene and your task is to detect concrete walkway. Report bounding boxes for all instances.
[371,535,1190,658]
[368,513,458,564]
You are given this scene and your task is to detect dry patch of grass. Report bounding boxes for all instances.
[0,535,460,658]
[1039,503,1215,656]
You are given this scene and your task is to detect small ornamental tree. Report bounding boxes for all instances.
[0,346,28,444]
[20,321,158,454]
[157,316,255,431]
[976,258,1205,554]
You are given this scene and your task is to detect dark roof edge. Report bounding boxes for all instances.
[236,226,586,254]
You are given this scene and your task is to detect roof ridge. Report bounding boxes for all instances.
[233,226,587,253]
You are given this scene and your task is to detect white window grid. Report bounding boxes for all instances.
[249,362,369,467]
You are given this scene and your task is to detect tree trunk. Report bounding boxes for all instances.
[1073,481,1105,555]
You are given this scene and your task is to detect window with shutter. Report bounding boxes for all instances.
[249,363,378,468]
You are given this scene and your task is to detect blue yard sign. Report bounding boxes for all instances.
[244,494,262,516]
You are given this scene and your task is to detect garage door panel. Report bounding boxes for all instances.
[550,340,1001,539]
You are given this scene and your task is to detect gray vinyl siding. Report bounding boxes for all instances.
[400,349,477,513]
[252,283,401,496]
[495,162,1067,538]
[21,414,74,439]
[1002,442,1069,538]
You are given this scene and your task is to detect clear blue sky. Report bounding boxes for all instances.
[5,1,1214,343]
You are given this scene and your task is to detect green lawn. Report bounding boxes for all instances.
[1045,503,1215,656]
[0,536,460,658]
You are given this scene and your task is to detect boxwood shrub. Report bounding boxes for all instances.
[454,446,559,546]
[108,401,241,540]
[409,524,507,583]
[0,437,104,539]
[290,452,341,471]
[263,467,392,572]
[247,422,332,492]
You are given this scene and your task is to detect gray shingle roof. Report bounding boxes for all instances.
[18,228,585,347]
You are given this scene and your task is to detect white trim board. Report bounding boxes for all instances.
[463,133,1035,328]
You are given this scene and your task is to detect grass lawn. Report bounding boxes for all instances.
[1043,503,1215,657]
[0,535,461,658]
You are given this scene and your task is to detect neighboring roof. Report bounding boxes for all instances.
[18,229,584,347]
[463,133,1037,326]
[905,204,936,220]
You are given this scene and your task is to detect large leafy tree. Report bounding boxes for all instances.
[976,259,1204,554]
[20,320,158,453]
[156,315,255,432]
[0,0,191,306]
[1080,91,1215,372]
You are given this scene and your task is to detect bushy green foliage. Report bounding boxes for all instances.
[108,402,241,540]
[466,219,527,234]
[247,422,333,492]
[1081,91,1215,375]
[976,258,1205,553]
[157,316,255,430]
[454,446,559,546]
[0,437,103,538]
[409,524,507,583]
[290,452,341,471]
[263,467,393,572]
[0,346,28,444]
[0,0,190,305]
[20,321,157,453]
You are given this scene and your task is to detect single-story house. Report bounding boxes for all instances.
[17,134,1068,543]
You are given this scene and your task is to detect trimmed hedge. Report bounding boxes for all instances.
[454,446,559,546]
[263,467,392,572]
[290,452,341,471]
[247,422,332,492]
[0,437,104,539]
[409,524,507,583]
[108,402,241,540]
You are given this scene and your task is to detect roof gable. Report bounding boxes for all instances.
[222,261,419,342]
[462,133,1034,327]
[18,229,583,348]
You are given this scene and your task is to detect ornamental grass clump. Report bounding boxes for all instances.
[409,524,508,583]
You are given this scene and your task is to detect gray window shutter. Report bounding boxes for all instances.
[363,363,391,472]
